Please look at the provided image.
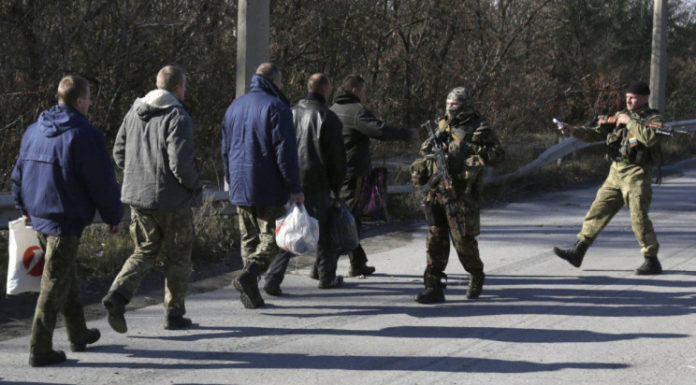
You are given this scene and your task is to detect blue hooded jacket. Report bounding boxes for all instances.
[11,104,123,236]
[221,74,301,206]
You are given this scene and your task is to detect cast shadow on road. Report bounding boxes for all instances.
[229,273,696,319]
[0,379,75,385]
[131,324,686,344]
[76,344,629,373]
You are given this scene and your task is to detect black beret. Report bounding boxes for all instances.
[626,81,650,95]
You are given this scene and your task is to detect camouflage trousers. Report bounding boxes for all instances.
[424,192,483,281]
[30,234,88,354]
[578,162,659,256]
[237,205,288,272]
[108,207,193,318]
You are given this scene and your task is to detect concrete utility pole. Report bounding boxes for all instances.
[650,0,668,113]
[225,0,270,190]
[236,0,270,98]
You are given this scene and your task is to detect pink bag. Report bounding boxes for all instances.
[359,167,389,221]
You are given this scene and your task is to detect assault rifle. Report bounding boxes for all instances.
[420,120,466,234]
[594,115,693,136]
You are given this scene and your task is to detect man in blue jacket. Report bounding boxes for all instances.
[11,75,123,366]
[221,63,304,309]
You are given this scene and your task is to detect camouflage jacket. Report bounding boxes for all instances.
[572,105,663,167]
[414,114,504,201]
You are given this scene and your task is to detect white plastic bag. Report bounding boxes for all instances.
[6,218,44,295]
[275,203,319,255]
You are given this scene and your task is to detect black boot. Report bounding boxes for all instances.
[415,269,446,304]
[71,328,101,352]
[102,291,128,334]
[348,246,374,277]
[466,271,485,299]
[29,350,66,367]
[319,275,344,289]
[309,264,319,280]
[415,286,445,304]
[263,280,283,296]
[635,256,662,275]
[165,316,193,330]
[234,261,265,309]
[553,240,589,268]
[348,264,376,277]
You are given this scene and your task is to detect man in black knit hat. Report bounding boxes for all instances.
[552,81,664,275]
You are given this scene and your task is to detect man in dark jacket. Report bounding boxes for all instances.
[330,74,418,277]
[264,73,347,293]
[11,75,123,367]
[102,65,202,333]
[221,63,304,309]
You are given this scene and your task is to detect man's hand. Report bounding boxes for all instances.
[108,223,122,234]
[556,122,576,137]
[290,192,305,205]
[615,113,631,126]
[22,215,32,226]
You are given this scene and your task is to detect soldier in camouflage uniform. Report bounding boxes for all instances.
[103,65,202,332]
[553,81,664,275]
[411,87,504,304]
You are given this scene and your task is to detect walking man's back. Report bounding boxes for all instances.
[221,62,304,308]
[11,75,123,367]
[103,65,202,334]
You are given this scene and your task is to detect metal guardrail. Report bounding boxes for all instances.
[3,119,694,228]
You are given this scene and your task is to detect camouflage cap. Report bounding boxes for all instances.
[446,87,471,103]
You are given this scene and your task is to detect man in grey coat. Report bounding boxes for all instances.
[103,65,202,333]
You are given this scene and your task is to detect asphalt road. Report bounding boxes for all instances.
[1,160,695,385]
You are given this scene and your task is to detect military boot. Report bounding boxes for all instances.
[165,316,193,330]
[102,291,128,334]
[635,256,662,275]
[348,264,376,277]
[553,240,589,268]
[466,271,485,299]
[415,269,446,304]
[309,264,319,280]
[29,350,66,367]
[263,280,283,296]
[233,261,265,309]
[70,328,101,352]
[318,275,344,289]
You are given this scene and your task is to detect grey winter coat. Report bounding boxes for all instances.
[113,89,202,210]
